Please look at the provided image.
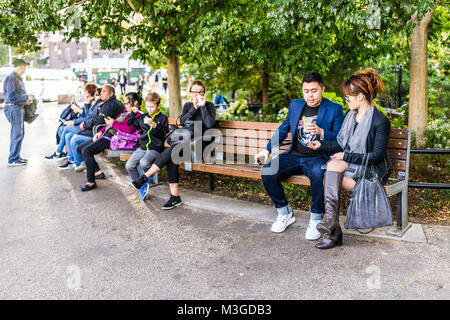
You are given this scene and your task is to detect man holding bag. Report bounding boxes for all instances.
[3,59,34,167]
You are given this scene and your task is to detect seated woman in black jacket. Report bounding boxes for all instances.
[308,68,392,249]
[132,80,216,209]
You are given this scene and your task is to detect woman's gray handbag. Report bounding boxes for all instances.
[344,154,393,231]
[165,116,195,147]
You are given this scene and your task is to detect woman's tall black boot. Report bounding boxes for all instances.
[315,171,344,249]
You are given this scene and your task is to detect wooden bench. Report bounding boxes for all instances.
[104,149,160,184]
[120,118,412,236]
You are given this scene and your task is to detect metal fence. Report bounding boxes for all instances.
[409,149,449,189]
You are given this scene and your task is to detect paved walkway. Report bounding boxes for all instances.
[0,103,448,299]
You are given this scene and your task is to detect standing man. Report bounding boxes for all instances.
[3,59,34,167]
[119,70,127,95]
[255,72,344,240]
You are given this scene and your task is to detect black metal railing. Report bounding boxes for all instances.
[409,149,449,189]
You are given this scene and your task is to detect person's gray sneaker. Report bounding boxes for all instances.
[74,162,86,172]
[8,160,27,167]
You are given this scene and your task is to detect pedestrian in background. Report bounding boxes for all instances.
[119,70,127,95]
[3,59,34,167]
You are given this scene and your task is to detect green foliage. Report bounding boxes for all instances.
[420,118,450,149]
[217,99,261,122]
[0,0,443,129]
[0,45,8,66]
[282,183,309,203]
[323,92,344,106]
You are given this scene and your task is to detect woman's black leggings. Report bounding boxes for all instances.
[154,147,180,184]
[79,137,111,183]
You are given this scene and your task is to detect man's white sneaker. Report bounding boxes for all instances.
[271,212,295,233]
[305,219,322,240]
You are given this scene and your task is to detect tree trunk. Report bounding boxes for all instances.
[167,54,182,117]
[408,8,435,145]
[262,70,269,106]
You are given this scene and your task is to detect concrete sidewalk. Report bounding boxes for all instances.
[96,155,427,244]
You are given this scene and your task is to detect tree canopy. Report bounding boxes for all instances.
[0,0,443,144]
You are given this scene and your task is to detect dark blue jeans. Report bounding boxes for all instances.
[4,105,25,163]
[261,152,326,214]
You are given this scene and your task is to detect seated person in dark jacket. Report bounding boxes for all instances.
[308,68,392,250]
[78,92,141,191]
[132,80,216,209]
[126,92,169,198]
[80,84,124,137]
[62,84,124,169]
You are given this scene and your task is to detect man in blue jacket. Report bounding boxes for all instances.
[255,72,344,239]
[3,59,34,167]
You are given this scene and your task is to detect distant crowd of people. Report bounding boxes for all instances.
[109,70,168,97]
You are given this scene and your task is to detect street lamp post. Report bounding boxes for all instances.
[8,45,13,67]
[87,38,93,82]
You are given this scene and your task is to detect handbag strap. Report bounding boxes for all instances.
[356,228,375,234]
[360,153,370,178]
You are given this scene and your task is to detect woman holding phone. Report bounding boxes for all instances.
[307,68,392,249]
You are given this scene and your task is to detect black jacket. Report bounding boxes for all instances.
[180,102,216,131]
[127,111,169,152]
[82,96,124,136]
[318,107,392,185]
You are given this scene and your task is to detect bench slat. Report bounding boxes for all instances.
[106,149,135,158]
[179,163,311,184]
[216,120,281,130]
[120,153,132,161]
[388,139,408,149]
[390,129,409,139]
[218,128,278,139]
[390,159,406,171]
[388,149,407,160]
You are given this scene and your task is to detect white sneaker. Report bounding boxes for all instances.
[74,162,86,172]
[271,211,295,233]
[305,219,321,240]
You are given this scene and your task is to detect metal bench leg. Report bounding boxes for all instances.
[387,187,412,237]
[397,191,403,229]
[401,187,411,232]
[209,173,215,191]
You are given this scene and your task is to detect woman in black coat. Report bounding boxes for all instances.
[308,68,392,249]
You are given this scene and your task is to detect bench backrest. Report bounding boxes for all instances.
[168,118,410,179]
